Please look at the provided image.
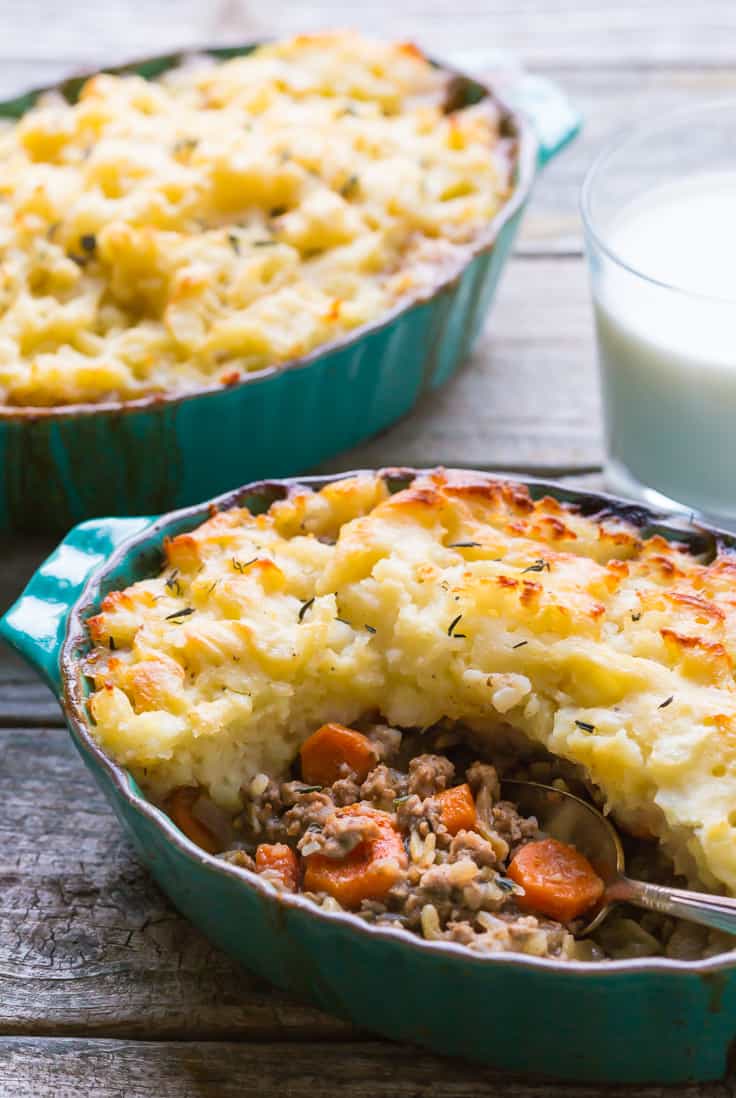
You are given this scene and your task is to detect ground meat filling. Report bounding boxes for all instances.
[198,721,736,962]
[210,723,600,961]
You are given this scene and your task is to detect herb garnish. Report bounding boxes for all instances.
[340,174,359,198]
[173,137,198,155]
[447,614,466,638]
[448,541,481,548]
[232,558,257,573]
[512,640,528,650]
[521,559,550,574]
[270,205,287,218]
[297,785,322,794]
[166,607,195,621]
[227,232,240,254]
[335,617,351,626]
[205,580,219,595]
[394,794,411,808]
[659,696,674,709]
[574,720,595,733]
[365,624,376,634]
[298,597,315,622]
[80,233,97,254]
[253,239,277,247]
[495,875,517,893]
[165,569,181,596]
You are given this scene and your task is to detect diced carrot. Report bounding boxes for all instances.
[300,723,377,786]
[507,837,605,923]
[435,783,477,835]
[255,843,300,891]
[303,804,407,909]
[167,787,219,855]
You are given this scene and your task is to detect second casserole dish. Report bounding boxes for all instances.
[0,31,579,531]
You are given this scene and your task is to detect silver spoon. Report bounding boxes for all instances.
[502,779,736,937]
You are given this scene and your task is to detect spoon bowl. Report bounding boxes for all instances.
[502,779,736,939]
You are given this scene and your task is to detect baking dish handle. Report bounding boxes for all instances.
[448,49,581,167]
[0,516,152,695]
[506,71,581,167]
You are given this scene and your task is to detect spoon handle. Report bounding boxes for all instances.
[608,877,736,936]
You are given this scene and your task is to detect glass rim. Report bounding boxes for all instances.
[580,97,736,305]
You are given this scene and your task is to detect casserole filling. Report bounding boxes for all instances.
[165,719,733,962]
[0,31,512,407]
[84,469,736,961]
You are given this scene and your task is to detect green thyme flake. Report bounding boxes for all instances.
[365,624,376,634]
[165,607,195,621]
[393,794,411,808]
[173,137,198,155]
[659,696,674,709]
[253,239,277,247]
[512,640,528,650]
[165,569,181,596]
[575,720,595,733]
[448,541,481,549]
[80,233,97,254]
[447,614,466,639]
[298,597,315,622]
[297,784,322,794]
[495,875,518,893]
[205,579,219,595]
[227,232,240,254]
[232,557,257,573]
[447,614,463,636]
[335,617,351,627]
[521,559,550,574]
[340,174,359,198]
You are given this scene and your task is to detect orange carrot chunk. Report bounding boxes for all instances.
[167,787,220,855]
[508,837,605,923]
[255,843,300,892]
[303,804,407,909]
[300,723,377,786]
[435,783,477,836]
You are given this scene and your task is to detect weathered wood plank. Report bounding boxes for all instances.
[1,0,736,69]
[0,1037,731,1098]
[0,725,351,1037]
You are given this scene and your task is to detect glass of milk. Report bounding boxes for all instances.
[581,102,736,523]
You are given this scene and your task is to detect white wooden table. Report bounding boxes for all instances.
[2,2,736,1093]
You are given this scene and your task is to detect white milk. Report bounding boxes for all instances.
[592,172,736,518]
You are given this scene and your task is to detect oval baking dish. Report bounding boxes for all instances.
[0,45,578,533]
[3,468,736,1086]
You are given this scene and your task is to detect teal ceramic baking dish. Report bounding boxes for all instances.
[0,47,579,533]
[3,467,736,1085]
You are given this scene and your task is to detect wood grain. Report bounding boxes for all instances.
[0,725,349,1038]
[1,0,736,69]
[0,1037,732,1098]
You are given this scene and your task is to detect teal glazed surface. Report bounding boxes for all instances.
[0,46,580,533]
[3,468,736,1084]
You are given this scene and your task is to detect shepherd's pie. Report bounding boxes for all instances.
[86,469,736,899]
[0,32,512,407]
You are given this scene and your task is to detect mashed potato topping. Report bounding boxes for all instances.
[0,32,512,407]
[86,469,736,897]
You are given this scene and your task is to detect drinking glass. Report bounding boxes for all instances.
[581,102,736,523]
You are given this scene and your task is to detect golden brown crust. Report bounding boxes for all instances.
[84,470,736,894]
